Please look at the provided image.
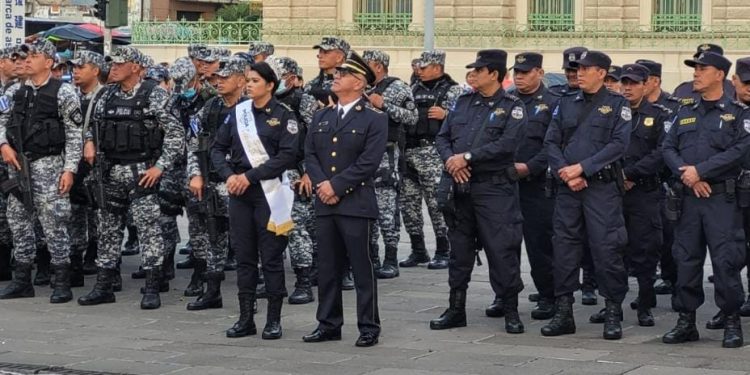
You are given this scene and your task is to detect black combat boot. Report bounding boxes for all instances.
[370,242,382,273]
[187,271,223,310]
[179,242,192,255]
[0,242,12,281]
[77,268,116,305]
[50,264,73,303]
[427,236,450,270]
[430,289,467,330]
[163,247,176,281]
[653,278,674,295]
[485,296,505,318]
[262,295,283,339]
[121,225,139,256]
[636,279,656,326]
[531,297,556,320]
[589,306,623,323]
[227,293,257,338]
[503,295,524,334]
[580,268,597,305]
[663,312,699,344]
[69,252,85,288]
[33,245,51,286]
[112,263,122,292]
[131,266,146,279]
[528,293,541,302]
[603,300,623,340]
[722,312,744,348]
[0,262,35,299]
[541,295,576,336]
[140,267,162,310]
[706,311,727,330]
[82,238,97,275]
[224,247,237,271]
[184,259,206,297]
[176,252,196,269]
[288,267,314,304]
[399,234,430,267]
[375,245,400,279]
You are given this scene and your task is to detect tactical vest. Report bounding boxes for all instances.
[99,80,163,163]
[198,96,229,183]
[176,93,206,132]
[370,77,404,143]
[307,73,337,104]
[9,79,65,160]
[411,77,454,140]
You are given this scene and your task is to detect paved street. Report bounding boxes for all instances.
[0,215,749,375]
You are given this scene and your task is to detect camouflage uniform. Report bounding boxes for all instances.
[0,40,83,302]
[78,47,183,309]
[304,37,350,109]
[363,50,418,277]
[401,50,462,267]
[248,41,275,61]
[0,48,17,279]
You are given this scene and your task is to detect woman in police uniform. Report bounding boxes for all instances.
[210,59,299,340]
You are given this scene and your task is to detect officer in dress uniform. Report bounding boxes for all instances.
[212,58,299,339]
[362,49,418,279]
[430,50,527,334]
[0,39,83,304]
[502,52,560,321]
[673,44,736,101]
[662,52,749,348]
[541,51,632,341]
[302,51,387,347]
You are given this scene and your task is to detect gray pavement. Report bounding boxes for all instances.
[0,214,749,375]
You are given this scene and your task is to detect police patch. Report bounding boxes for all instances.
[406,101,416,110]
[287,120,299,134]
[598,106,612,115]
[511,106,524,120]
[534,103,548,115]
[664,121,673,133]
[644,117,654,127]
[494,108,506,117]
[720,113,735,122]
[0,95,9,113]
[189,115,201,136]
[744,119,750,134]
[70,108,83,126]
[621,107,632,121]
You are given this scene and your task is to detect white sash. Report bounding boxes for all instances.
[235,99,295,236]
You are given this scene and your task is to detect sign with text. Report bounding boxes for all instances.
[3,0,24,48]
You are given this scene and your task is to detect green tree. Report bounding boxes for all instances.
[216,3,262,22]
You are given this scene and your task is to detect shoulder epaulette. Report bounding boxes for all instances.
[503,92,520,101]
[732,100,749,109]
[365,103,383,114]
[278,102,294,112]
[652,103,673,114]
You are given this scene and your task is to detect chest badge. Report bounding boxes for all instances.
[494,108,506,117]
[720,113,735,122]
[598,105,612,115]
[534,103,548,115]
[644,117,654,127]
[267,118,280,127]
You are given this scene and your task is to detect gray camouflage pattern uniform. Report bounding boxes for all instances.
[0,42,83,266]
[0,56,16,250]
[402,50,462,241]
[69,51,105,262]
[90,46,183,270]
[272,56,318,268]
[363,50,418,250]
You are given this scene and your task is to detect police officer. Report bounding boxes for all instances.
[662,52,748,348]
[305,37,350,109]
[212,58,299,339]
[248,41,275,63]
[542,50,632,340]
[401,50,462,269]
[590,64,671,326]
[363,49,418,279]
[549,46,587,97]
[431,49,526,334]
[274,56,319,304]
[636,58,682,297]
[605,65,623,93]
[673,44,736,101]
[68,50,106,288]
[500,52,559,320]
[0,47,17,282]
[732,57,750,317]
[302,51,387,347]
[0,39,83,303]
[77,46,183,310]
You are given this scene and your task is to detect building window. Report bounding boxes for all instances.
[355,0,412,30]
[177,11,202,21]
[652,0,701,32]
[528,0,574,32]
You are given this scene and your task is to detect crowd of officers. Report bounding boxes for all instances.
[0,36,748,349]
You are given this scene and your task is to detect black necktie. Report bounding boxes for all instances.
[339,108,345,120]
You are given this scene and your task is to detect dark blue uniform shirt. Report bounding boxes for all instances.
[622,100,671,179]
[544,87,632,177]
[662,95,750,182]
[511,84,560,177]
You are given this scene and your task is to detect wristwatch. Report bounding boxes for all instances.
[463,152,472,162]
